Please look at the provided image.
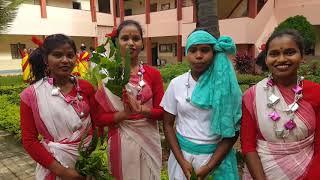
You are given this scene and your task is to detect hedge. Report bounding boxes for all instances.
[0,75,24,86]
[0,84,27,95]
[0,95,21,139]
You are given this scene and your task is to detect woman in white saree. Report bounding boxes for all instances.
[241,29,320,180]
[93,20,164,180]
[20,34,97,180]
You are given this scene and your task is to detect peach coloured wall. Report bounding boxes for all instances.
[275,0,320,25]
[97,12,114,26]
[4,4,43,35]
[0,35,42,71]
[4,4,96,37]
[181,6,193,23]
[219,17,252,44]
[149,9,178,37]
[181,23,196,46]
[45,6,96,36]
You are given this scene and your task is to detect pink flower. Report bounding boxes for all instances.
[105,27,117,38]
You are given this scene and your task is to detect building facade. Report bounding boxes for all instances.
[1,0,320,73]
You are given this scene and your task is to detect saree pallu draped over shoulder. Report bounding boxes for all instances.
[242,79,316,180]
[95,84,162,180]
[20,79,92,180]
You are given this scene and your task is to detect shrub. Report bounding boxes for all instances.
[237,74,264,85]
[298,60,320,77]
[159,62,189,83]
[0,84,26,95]
[275,15,316,53]
[0,95,21,140]
[234,53,254,74]
[0,75,24,86]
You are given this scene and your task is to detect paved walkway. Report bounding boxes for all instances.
[0,130,35,180]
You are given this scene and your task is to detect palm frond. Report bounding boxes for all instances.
[0,0,24,32]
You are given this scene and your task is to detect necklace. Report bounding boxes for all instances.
[136,61,146,101]
[48,76,85,119]
[185,70,191,102]
[265,75,304,138]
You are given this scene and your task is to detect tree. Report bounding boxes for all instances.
[0,0,24,32]
[275,15,316,54]
[195,0,220,38]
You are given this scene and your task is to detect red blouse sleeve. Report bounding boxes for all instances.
[147,66,164,120]
[79,79,116,127]
[20,100,55,168]
[240,101,258,155]
[304,109,320,179]
[302,80,320,179]
[89,96,116,127]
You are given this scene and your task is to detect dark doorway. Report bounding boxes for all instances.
[152,43,158,66]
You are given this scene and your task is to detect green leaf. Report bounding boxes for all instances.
[90,53,101,64]
[96,45,106,54]
[109,38,116,58]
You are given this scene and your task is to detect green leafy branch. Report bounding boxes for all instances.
[86,38,130,97]
[75,127,113,180]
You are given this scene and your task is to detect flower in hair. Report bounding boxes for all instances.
[31,36,43,47]
[259,43,266,51]
[105,27,117,38]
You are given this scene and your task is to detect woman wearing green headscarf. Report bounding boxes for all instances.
[161,29,242,180]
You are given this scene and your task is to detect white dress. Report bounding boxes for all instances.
[160,72,221,180]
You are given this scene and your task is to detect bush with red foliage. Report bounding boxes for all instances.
[233,52,254,74]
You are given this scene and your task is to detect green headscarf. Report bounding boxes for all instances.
[186,30,242,138]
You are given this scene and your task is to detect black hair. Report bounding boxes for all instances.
[113,20,144,50]
[265,29,304,57]
[80,45,86,51]
[116,20,143,39]
[29,34,77,83]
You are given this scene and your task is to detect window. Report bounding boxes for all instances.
[72,1,81,10]
[150,3,157,12]
[10,43,26,59]
[98,0,111,13]
[160,3,170,11]
[125,9,132,16]
[159,44,173,52]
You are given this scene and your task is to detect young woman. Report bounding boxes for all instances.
[93,20,164,180]
[241,29,320,180]
[161,29,242,180]
[20,34,98,179]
